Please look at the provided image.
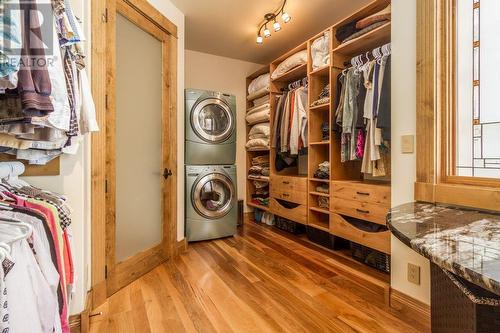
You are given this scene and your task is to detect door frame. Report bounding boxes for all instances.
[91,0,178,303]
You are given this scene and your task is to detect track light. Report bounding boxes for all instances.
[282,12,291,23]
[255,0,291,45]
[273,20,281,32]
[264,26,271,38]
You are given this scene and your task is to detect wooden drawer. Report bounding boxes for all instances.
[270,176,307,205]
[270,175,307,192]
[330,213,391,254]
[331,181,390,206]
[330,198,389,225]
[270,198,307,225]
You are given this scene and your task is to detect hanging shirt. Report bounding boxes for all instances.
[290,87,308,155]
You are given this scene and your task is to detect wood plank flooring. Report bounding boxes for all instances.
[90,218,430,333]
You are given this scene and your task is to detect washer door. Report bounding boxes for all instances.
[192,173,235,219]
[190,98,234,143]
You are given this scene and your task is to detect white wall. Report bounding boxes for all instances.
[391,0,431,305]
[185,50,262,221]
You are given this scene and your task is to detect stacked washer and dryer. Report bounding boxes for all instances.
[185,89,238,242]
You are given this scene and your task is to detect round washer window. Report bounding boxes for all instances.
[192,173,235,219]
[191,98,234,143]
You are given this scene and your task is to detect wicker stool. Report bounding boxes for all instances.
[431,263,500,333]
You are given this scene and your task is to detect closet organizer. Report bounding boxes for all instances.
[0,162,75,333]
[246,0,394,298]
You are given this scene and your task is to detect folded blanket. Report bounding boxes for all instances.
[342,21,389,44]
[246,138,269,150]
[248,73,270,95]
[247,103,270,116]
[253,95,269,107]
[248,122,270,140]
[271,50,308,80]
[246,109,270,125]
[356,5,391,29]
[247,86,270,101]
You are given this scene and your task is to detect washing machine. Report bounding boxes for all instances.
[185,165,237,241]
[185,89,236,165]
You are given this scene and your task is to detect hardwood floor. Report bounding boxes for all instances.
[90,218,430,333]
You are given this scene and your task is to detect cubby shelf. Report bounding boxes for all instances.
[310,191,330,197]
[309,65,330,77]
[271,63,308,83]
[310,207,330,215]
[333,22,391,56]
[309,178,330,183]
[247,202,270,212]
[309,103,330,111]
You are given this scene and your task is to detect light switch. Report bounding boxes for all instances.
[401,135,415,154]
[407,263,421,285]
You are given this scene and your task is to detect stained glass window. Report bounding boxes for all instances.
[456,0,500,178]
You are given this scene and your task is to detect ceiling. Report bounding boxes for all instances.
[170,0,371,64]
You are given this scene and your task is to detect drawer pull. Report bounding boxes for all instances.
[282,181,290,185]
[356,209,370,214]
[356,191,370,196]
[282,193,290,197]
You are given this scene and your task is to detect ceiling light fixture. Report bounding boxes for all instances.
[256,0,291,45]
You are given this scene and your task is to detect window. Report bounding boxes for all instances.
[456,0,500,179]
[416,0,500,211]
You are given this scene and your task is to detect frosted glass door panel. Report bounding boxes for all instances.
[115,14,163,262]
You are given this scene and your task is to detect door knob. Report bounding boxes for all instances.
[163,169,173,180]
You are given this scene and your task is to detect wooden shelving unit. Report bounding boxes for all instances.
[246,66,272,212]
[246,0,393,288]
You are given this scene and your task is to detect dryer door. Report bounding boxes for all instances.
[191,98,234,143]
[192,172,235,219]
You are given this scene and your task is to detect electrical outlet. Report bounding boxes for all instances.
[401,135,415,154]
[407,263,421,285]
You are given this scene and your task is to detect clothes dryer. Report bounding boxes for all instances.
[185,165,237,241]
[185,89,236,165]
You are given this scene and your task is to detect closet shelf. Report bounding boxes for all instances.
[271,64,308,83]
[247,202,270,212]
[310,141,330,146]
[309,103,330,111]
[248,176,269,182]
[310,178,330,183]
[310,207,331,215]
[246,147,270,152]
[310,191,330,197]
[309,65,330,77]
[333,22,391,56]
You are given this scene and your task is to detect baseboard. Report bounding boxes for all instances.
[390,288,430,328]
[69,290,93,333]
[176,238,187,255]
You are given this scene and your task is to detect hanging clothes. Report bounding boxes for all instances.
[335,45,391,177]
[0,0,99,165]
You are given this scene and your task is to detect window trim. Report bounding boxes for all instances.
[415,0,500,211]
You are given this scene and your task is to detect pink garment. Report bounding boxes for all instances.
[356,130,366,160]
[6,192,70,333]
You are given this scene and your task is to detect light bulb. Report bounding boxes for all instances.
[256,35,263,44]
[264,27,271,38]
[273,21,281,32]
[282,12,291,23]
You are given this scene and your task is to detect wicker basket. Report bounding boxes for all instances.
[350,242,390,273]
[275,217,306,234]
[431,263,500,333]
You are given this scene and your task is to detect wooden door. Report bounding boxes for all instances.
[105,0,177,296]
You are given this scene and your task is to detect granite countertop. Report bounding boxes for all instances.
[387,202,500,297]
